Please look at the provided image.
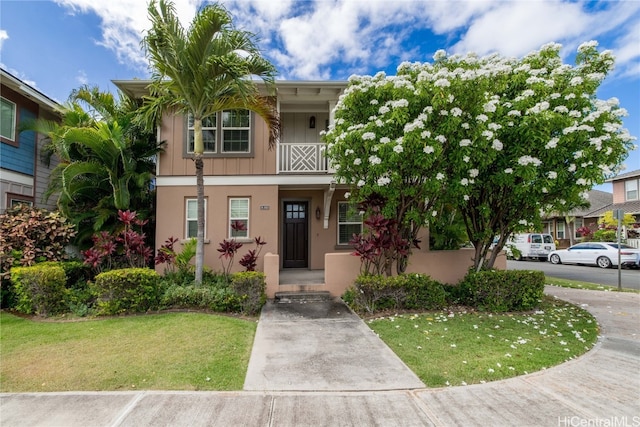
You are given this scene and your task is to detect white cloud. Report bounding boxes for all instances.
[452,1,589,57]
[50,0,640,82]
[0,29,8,50]
[54,0,198,72]
[76,69,89,85]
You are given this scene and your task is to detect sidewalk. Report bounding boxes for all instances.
[1,286,638,426]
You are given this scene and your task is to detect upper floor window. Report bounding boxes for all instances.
[1,97,16,142]
[337,201,363,245]
[186,110,251,155]
[625,179,638,201]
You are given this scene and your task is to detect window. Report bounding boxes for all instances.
[185,198,206,239]
[338,201,363,245]
[222,110,250,152]
[9,197,33,208]
[625,179,638,201]
[556,221,565,239]
[187,115,216,153]
[187,110,250,154]
[1,97,16,142]
[229,198,249,239]
[574,218,583,239]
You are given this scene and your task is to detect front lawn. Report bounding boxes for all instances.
[368,296,598,387]
[0,312,256,392]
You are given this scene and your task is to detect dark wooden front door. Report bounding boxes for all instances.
[282,202,308,268]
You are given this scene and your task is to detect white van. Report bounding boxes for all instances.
[505,233,556,261]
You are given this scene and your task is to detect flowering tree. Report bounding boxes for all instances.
[324,41,636,271]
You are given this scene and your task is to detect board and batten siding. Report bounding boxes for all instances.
[157,111,276,178]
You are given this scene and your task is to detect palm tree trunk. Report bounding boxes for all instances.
[195,155,205,285]
[194,117,205,286]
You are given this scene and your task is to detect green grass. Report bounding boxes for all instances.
[545,276,640,293]
[367,297,598,387]
[0,312,256,392]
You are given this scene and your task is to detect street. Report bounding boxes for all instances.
[507,260,640,290]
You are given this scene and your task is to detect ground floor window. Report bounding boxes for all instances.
[574,218,583,239]
[337,201,363,245]
[229,198,249,238]
[185,198,206,239]
[556,221,565,240]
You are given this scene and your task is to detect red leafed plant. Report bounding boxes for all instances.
[82,210,152,272]
[349,193,413,276]
[218,222,268,277]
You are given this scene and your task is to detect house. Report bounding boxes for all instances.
[587,169,640,247]
[1,68,60,212]
[542,189,613,248]
[114,79,505,297]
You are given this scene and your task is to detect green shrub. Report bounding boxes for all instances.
[231,272,267,315]
[11,264,67,316]
[400,274,447,310]
[39,260,96,316]
[38,260,93,288]
[459,270,545,312]
[346,273,447,313]
[93,268,162,315]
[348,274,403,313]
[161,284,239,312]
[592,229,617,242]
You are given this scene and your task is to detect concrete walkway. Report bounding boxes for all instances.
[1,286,639,426]
[243,297,425,391]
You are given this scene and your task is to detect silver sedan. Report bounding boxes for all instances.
[548,242,640,269]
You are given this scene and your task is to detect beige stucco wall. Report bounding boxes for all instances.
[264,249,507,298]
[155,184,279,275]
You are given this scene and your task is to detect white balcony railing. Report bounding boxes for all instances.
[278,142,329,173]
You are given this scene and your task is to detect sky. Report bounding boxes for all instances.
[1,0,639,189]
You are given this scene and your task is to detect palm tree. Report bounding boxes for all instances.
[27,86,163,246]
[142,0,279,285]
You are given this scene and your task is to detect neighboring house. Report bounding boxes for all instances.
[114,79,506,297]
[588,169,640,246]
[542,189,613,248]
[1,68,60,212]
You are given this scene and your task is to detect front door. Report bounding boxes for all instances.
[282,201,308,268]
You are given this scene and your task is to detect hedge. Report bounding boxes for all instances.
[458,270,545,312]
[11,264,67,316]
[93,268,162,315]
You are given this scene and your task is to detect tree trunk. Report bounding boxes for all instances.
[195,155,205,286]
[193,116,205,286]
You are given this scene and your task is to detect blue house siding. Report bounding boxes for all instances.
[0,107,37,176]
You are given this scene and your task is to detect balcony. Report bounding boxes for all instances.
[278,142,330,173]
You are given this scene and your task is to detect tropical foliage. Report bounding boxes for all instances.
[27,86,162,246]
[0,205,76,280]
[324,41,635,270]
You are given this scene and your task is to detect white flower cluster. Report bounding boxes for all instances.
[517,156,542,166]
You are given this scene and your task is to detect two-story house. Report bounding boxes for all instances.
[114,79,505,297]
[1,68,60,212]
[587,169,640,247]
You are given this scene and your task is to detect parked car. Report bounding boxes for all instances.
[505,233,556,261]
[548,242,640,269]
